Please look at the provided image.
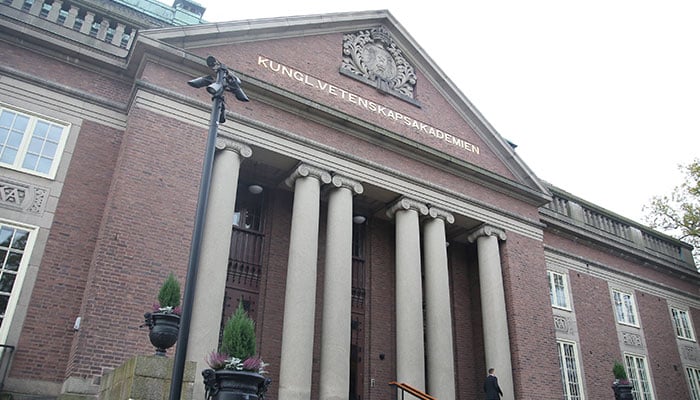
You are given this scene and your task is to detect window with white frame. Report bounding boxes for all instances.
[548,270,570,309]
[671,308,695,341]
[557,340,584,400]
[0,106,69,178]
[613,290,638,326]
[624,353,655,400]
[687,366,700,400]
[0,223,33,335]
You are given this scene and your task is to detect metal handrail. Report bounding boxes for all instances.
[389,381,437,400]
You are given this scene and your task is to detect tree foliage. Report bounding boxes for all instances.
[221,303,257,360]
[157,272,181,308]
[643,159,700,266]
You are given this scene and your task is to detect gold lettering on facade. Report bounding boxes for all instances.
[257,56,480,156]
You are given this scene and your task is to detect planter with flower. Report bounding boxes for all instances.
[611,360,633,400]
[142,272,181,356]
[202,303,271,400]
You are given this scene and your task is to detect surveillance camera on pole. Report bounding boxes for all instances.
[172,55,250,400]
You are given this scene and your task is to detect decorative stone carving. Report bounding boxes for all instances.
[553,315,569,333]
[467,224,507,243]
[341,26,417,102]
[329,175,364,195]
[683,346,698,362]
[284,163,332,188]
[0,178,48,215]
[215,136,253,158]
[428,207,455,224]
[385,197,428,219]
[621,331,643,347]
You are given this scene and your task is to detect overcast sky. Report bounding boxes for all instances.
[189,0,700,226]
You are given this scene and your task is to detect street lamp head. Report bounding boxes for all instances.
[188,75,214,88]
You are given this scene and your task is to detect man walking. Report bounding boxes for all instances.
[483,368,504,399]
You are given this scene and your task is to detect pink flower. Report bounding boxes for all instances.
[205,351,229,370]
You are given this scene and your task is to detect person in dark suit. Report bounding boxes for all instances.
[483,368,504,399]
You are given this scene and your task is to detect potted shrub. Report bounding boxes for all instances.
[202,303,271,400]
[611,360,633,400]
[142,272,182,356]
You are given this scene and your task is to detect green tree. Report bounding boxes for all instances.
[643,158,700,267]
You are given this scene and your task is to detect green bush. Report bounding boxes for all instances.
[221,303,256,360]
[613,360,628,380]
[158,273,181,308]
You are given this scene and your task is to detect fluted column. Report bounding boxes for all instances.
[386,197,429,391]
[319,175,363,400]
[423,207,456,400]
[186,137,251,399]
[278,164,332,400]
[467,225,514,400]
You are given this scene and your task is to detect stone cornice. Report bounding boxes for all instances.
[467,224,507,243]
[215,135,252,158]
[284,163,332,188]
[428,207,455,224]
[386,197,429,219]
[329,175,364,195]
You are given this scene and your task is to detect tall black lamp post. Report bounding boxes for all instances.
[169,55,249,400]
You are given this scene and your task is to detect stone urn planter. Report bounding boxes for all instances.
[143,311,180,356]
[141,272,182,356]
[611,361,634,400]
[202,369,271,400]
[612,381,634,400]
[203,303,271,399]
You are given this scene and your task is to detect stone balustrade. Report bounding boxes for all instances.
[5,0,137,50]
[542,186,694,268]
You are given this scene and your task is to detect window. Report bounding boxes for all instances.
[0,223,34,340]
[671,308,695,341]
[688,366,700,400]
[0,106,69,178]
[613,290,638,326]
[557,340,584,400]
[625,354,655,400]
[548,270,570,309]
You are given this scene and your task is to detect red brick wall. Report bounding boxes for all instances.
[450,242,483,399]
[0,41,132,104]
[11,120,123,381]
[500,233,561,399]
[256,188,292,388]
[366,218,396,400]
[569,271,619,399]
[61,107,205,376]
[637,292,689,399]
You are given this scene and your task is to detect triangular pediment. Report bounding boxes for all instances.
[136,10,550,206]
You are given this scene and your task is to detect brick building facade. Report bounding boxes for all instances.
[0,1,698,399]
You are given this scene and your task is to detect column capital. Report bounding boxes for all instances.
[467,224,506,243]
[330,174,364,195]
[215,136,252,158]
[428,207,455,224]
[285,163,332,188]
[386,197,429,219]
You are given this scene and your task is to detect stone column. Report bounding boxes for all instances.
[278,164,332,400]
[46,0,63,21]
[423,207,456,400]
[386,197,429,391]
[467,225,514,400]
[319,175,363,400]
[80,12,94,35]
[186,137,251,399]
